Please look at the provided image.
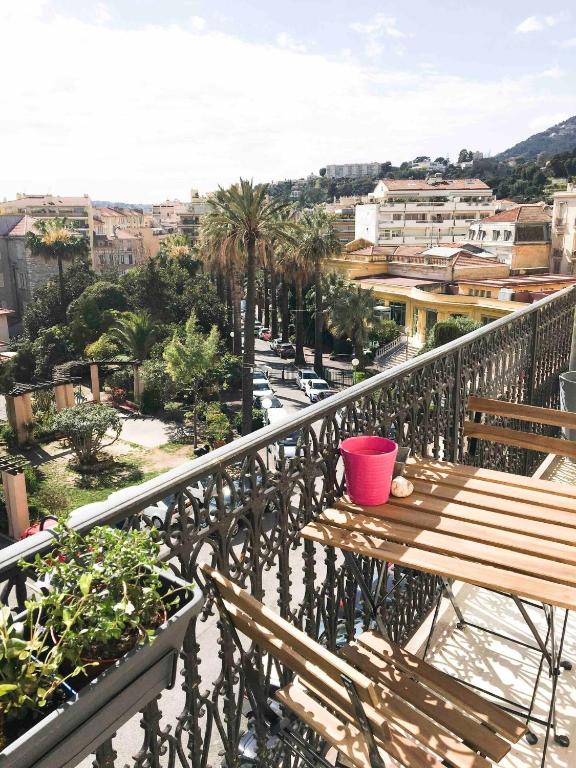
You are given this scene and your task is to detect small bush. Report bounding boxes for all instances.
[205,404,230,443]
[140,359,175,414]
[35,469,70,516]
[52,404,122,466]
[163,401,185,423]
[106,367,133,392]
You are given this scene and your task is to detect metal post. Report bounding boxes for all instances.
[452,347,463,463]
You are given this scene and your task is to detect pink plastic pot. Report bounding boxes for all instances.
[340,436,399,506]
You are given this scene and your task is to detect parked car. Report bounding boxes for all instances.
[253,324,263,337]
[267,429,301,469]
[252,379,274,402]
[304,379,331,402]
[258,327,271,339]
[252,369,269,382]
[277,343,295,359]
[296,368,318,390]
[256,395,283,410]
[315,389,337,401]
[269,337,282,351]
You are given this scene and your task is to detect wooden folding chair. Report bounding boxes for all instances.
[464,395,576,458]
[200,563,526,768]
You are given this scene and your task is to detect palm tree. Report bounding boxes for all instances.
[199,234,243,356]
[328,284,380,369]
[277,242,311,367]
[107,311,158,360]
[160,233,194,261]
[200,180,295,434]
[298,207,341,376]
[26,218,89,313]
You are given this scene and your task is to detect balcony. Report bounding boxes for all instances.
[2,288,576,767]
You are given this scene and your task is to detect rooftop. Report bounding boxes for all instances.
[479,203,551,224]
[460,274,576,288]
[0,194,91,208]
[0,214,38,236]
[378,178,491,192]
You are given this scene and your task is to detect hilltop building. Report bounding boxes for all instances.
[467,204,552,273]
[325,162,381,179]
[355,178,497,246]
[552,183,576,274]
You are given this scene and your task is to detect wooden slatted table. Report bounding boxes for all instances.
[299,459,576,766]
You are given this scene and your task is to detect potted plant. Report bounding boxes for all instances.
[0,521,204,768]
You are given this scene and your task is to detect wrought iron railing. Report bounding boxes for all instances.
[2,286,576,768]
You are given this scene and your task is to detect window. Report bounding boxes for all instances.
[468,230,475,240]
[392,213,402,220]
[503,230,511,241]
[389,302,406,326]
[492,230,500,241]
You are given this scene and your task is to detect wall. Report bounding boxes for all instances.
[354,205,379,243]
[510,243,551,271]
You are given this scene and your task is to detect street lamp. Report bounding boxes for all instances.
[260,397,273,410]
[351,358,359,369]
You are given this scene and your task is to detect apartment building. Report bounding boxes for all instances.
[467,204,552,273]
[323,201,357,246]
[325,162,381,179]
[355,178,497,246]
[0,214,66,321]
[0,193,93,258]
[176,190,209,245]
[94,227,162,275]
[552,183,576,274]
[151,199,187,230]
[93,207,144,236]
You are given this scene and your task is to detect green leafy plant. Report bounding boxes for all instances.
[0,603,88,745]
[204,403,230,444]
[52,404,122,466]
[28,523,171,665]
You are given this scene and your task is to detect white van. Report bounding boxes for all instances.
[265,408,301,469]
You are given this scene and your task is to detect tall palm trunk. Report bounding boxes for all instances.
[242,238,257,435]
[280,281,290,342]
[314,258,323,376]
[57,254,66,315]
[294,278,306,366]
[270,265,278,339]
[263,269,270,329]
[231,270,243,356]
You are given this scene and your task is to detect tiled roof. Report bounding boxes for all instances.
[0,214,38,236]
[1,194,91,208]
[479,204,551,224]
[380,178,490,192]
[460,275,576,288]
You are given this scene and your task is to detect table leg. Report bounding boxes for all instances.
[441,578,466,629]
[343,551,390,641]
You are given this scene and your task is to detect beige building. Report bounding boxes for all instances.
[467,204,552,273]
[176,190,209,245]
[0,193,93,260]
[151,199,187,230]
[93,227,162,275]
[356,178,497,246]
[552,184,576,274]
[92,207,144,236]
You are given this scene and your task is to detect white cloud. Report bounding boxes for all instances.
[189,15,206,31]
[515,15,558,33]
[540,66,564,78]
[350,13,406,58]
[275,32,307,53]
[560,37,576,48]
[94,3,111,25]
[0,3,573,201]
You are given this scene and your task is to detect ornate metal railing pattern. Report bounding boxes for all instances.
[1,287,575,768]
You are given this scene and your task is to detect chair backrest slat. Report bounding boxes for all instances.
[201,563,378,708]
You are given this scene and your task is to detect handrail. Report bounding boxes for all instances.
[2,285,574,572]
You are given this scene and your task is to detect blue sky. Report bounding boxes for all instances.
[0,1,574,201]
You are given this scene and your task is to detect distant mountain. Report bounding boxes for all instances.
[93,200,152,212]
[496,115,576,161]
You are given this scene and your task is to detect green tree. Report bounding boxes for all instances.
[31,325,75,380]
[420,316,481,353]
[159,233,196,262]
[23,257,96,341]
[328,284,380,368]
[66,281,128,352]
[52,404,122,466]
[26,218,89,315]
[107,311,158,360]
[163,311,220,446]
[297,207,341,375]
[200,180,295,434]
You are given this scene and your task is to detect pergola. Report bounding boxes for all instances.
[6,376,80,444]
[55,359,143,404]
[0,454,30,539]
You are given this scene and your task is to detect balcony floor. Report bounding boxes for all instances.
[408,580,576,768]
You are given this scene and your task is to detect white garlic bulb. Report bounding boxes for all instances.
[391,476,414,498]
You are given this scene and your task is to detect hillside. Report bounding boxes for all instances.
[496,115,576,161]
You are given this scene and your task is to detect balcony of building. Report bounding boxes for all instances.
[2,288,576,768]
